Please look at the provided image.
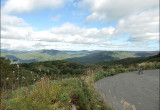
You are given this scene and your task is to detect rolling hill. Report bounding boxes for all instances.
[1,49,158,63]
[1,49,92,63]
[65,51,158,63]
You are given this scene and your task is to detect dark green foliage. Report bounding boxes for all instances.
[1,57,89,91]
[98,53,160,67]
[66,51,158,63]
[21,60,86,75]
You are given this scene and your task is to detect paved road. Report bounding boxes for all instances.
[94,69,159,110]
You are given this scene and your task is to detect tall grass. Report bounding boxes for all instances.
[1,78,93,110]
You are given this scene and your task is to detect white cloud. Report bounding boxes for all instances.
[1,20,114,44]
[1,13,34,40]
[1,26,33,39]
[2,0,72,14]
[1,39,37,50]
[1,14,27,27]
[78,0,158,23]
[114,8,159,43]
[1,13,117,50]
[50,22,114,39]
[1,39,98,51]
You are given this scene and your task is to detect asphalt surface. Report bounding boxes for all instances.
[94,69,159,110]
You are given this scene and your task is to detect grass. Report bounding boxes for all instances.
[94,61,160,82]
[1,76,108,110]
[1,78,92,110]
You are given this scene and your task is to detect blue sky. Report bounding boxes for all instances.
[1,0,159,51]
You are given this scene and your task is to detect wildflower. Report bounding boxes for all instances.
[16,77,19,80]
[34,79,36,81]
[41,77,44,80]
[6,77,9,80]
[17,64,19,68]
[39,68,41,72]
[13,71,15,74]
[31,71,33,74]
[22,76,25,79]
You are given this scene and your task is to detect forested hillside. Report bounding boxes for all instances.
[66,51,158,63]
[1,49,158,63]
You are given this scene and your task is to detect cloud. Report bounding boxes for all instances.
[1,39,98,51]
[1,26,33,40]
[1,39,36,50]
[2,0,73,14]
[50,22,115,40]
[1,21,114,44]
[114,8,159,43]
[1,13,34,40]
[1,14,27,26]
[78,0,158,23]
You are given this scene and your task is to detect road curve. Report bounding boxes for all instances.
[94,69,159,110]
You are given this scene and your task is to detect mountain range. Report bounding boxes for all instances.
[1,49,158,63]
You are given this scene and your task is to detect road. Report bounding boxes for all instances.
[94,69,159,110]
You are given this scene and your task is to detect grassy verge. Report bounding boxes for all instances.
[94,61,160,82]
[2,78,93,109]
[1,76,109,110]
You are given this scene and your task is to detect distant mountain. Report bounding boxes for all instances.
[65,51,159,63]
[5,55,37,63]
[41,49,60,55]
[1,49,158,63]
[1,49,92,63]
[96,53,160,67]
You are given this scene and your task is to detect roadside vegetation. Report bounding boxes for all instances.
[1,53,159,110]
[94,53,160,81]
[2,78,101,110]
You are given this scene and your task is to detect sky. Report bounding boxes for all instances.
[1,0,159,51]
